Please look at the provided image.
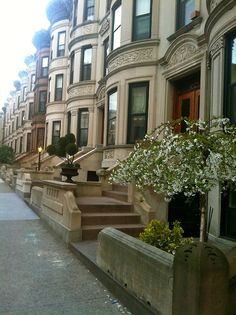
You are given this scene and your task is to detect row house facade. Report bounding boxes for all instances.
[2,0,236,242]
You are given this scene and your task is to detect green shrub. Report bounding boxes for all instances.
[139,220,193,254]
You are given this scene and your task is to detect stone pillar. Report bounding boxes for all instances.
[173,242,229,315]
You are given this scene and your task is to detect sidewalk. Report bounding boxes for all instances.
[0,179,132,315]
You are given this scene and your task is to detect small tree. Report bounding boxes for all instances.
[0,145,15,164]
[111,118,236,242]
[46,133,79,168]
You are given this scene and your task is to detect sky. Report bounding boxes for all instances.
[0,0,50,106]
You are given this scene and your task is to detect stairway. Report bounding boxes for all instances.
[76,184,145,240]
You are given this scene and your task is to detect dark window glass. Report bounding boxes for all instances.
[30,74,35,91]
[52,121,61,145]
[176,0,195,29]
[73,0,78,26]
[84,0,95,21]
[23,86,27,102]
[55,74,63,101]
[224,33,236,125]
[41,57,49,77]
[103,38,109,77]
[106,0,112,12]
[39,91,47,112]
[107,89,117,145]
[127,82,149,144]
[133,0,151,41]
[27,133,31,152]
[67,111,71,134]
[78,109,89,147]
[112,1,121,50]
[70,52,75,84]
[81,47,92,81]
[57,31,66,57]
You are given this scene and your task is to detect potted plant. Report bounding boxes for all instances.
[46,133,80,182]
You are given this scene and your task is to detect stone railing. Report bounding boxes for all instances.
[31,180,81,243]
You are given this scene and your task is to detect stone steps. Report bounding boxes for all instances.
[82,212,141,225]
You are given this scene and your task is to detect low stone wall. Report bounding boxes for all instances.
[97,227,174,315]
[97,228,233,315]
[30,180,82,243]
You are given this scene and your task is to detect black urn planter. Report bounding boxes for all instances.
[60,166,79,183]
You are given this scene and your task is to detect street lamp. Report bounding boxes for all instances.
[38,146,43,171]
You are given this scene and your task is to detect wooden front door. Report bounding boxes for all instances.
[168,88,201,237]
[174,89,200,131]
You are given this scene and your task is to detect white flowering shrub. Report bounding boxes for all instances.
[111,118,236,241]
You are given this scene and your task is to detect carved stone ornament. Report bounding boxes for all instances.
[104,150,114,159]
[71,24,94,39]
[209,37,224,57]
[210,0,223,12]
[69,85,94,98]
[108,48,154,73]
[97,86,106,101]
[169,43,197,66]
[99,18,110,36]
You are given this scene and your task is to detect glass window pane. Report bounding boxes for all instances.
[114,5,121,29]
[109,91,117,117]
[84,48,92,64]
[131,86,147,113]
[80,112,89,128]
[42,57,48,67]
[134,16,150,40]
[59,32,65,45]
[113,29,121,50]
[231,38,236,84]
[136,0,151,16]
[130,115,146,141]
[184,0,194,25]
[56,75,63,88]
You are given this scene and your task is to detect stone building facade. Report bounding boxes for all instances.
[2,0,236,242]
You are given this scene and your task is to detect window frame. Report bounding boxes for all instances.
[103,37,109,77]
[38,90,47,113]
[107,88,118,146]
[111,0,122,51]
[224,31,236,124]
[52,121,61,145]
[57,31,66,57]
[176,0,195,30]
[127,81,149,144]
[30,74,35,91]
[40,56,49,77]
[83,0,95,22]
[80,46,92,81]
[54,74,63,101]
[132,0,152,41]
[77,108,89,147]
[70,52,75,84]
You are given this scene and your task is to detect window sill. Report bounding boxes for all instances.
[167,16,203,42]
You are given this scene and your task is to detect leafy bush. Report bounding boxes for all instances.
[0,145,15,164]
[139,220,193,254]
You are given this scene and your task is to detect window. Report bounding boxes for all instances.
[112,1,121,50]
[133,0,152,41]
[78,109,89,147]
[39,91,47,112]
[16,117,19,129]
[67,111,71,134]
[48,77,52,103]
[17,96,20,109]
[41,56,49,77]
[28,102,33,120]
[21,110,25,125]
[23,86,27,102]
[70,52,75,84]
[20,137,23,153]
[127,82,149,144]
[55,74,63,101]
[37,128,44,148]
[27,133,31,152]
[224,32,236,125]
[107,89,117,145]
[51,35,54,60]
[81,46,92,81]
[57,31,66,57]
[30,74,35,91]
[103,38,109,77]
[84,0,95,21]
[52,121,61,145]
[176,0,195,29]
[73,0,78,27]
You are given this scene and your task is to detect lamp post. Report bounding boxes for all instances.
[38,146,43,171]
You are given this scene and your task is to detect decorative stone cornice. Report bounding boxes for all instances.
[159,34,201,69]
[99,17,110,36]
[207,0,224,13]
[209,37,224,57]
[108,47,154,73]
[67,82,95,99]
